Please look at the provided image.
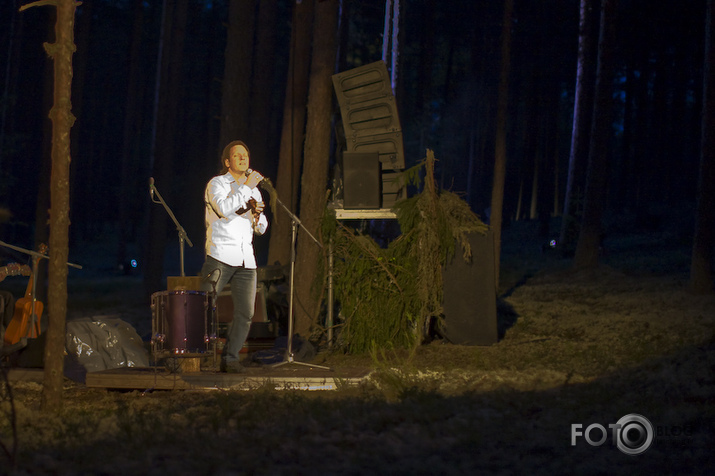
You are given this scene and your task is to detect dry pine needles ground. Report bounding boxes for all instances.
[1,214,714,475]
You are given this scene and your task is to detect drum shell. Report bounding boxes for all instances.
[151,290,213,354]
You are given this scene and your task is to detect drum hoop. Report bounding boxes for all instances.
[152,290,207,298]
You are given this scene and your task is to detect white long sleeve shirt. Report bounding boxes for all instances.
[204,172,268,268]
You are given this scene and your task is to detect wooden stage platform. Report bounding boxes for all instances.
[7,364,373,392]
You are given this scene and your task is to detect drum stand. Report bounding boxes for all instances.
[270,197,330,371]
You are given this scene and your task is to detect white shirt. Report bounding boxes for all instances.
[204,172,268,268]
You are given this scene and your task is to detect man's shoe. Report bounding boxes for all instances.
[222,361,245,374]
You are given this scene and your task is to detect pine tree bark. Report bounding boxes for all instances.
[293,0,339,338]
[559,0,597,250]
[573,0,617,270]
[18,0,78,413]
[267,0,314,268]
[489,0,514,290]
[690,0,715,294]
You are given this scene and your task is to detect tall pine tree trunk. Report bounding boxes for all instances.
[293,0,339,338]
[560,0,597,250]
[267,0,314,268]
[573,0,617,270]
[489,0,513,290]
[690,0,715,294]
[18,0,78,413]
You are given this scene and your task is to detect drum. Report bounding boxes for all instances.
[151,290,214,355]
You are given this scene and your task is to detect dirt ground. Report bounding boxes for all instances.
[2,213,714,475]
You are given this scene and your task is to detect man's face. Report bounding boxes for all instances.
[226,144,250,174]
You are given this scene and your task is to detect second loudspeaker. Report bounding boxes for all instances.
[343,152,381,209]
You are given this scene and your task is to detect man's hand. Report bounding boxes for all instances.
[251,200,264,220]
[245,170,264,189]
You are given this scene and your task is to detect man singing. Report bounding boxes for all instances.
[200,140,268,373]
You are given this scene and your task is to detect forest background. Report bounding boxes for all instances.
[0,0,713,343]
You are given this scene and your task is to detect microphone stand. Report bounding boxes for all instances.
[0,240,82,346]
[268,192,330,371]
[150,178,193,277]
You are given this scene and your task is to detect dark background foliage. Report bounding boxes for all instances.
[0,0,709,286]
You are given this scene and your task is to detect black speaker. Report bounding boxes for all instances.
[442,230,498,345]
[343,152,381,209]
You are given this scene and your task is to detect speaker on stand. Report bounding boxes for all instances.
[332,60,406,209]
[342,152,381,209]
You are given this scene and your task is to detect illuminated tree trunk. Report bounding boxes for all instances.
[690,0,715,294]
[489,0,513,290]
[293,0,339,337]
[573,0,617,270]
[18,0,78,413]
[267,0,314,268]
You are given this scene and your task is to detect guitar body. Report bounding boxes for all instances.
[3,275,43,346]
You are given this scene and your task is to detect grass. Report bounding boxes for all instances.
[2,215,715,474]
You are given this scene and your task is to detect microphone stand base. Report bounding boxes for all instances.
[271,352,331,371]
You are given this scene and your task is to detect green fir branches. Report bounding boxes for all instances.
[325,150,487,353]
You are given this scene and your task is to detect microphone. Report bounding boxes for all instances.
[149,177,155,200]
[244,168,278,221]
[246,169,275,194]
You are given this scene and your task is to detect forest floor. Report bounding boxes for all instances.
[1,205,714,475]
